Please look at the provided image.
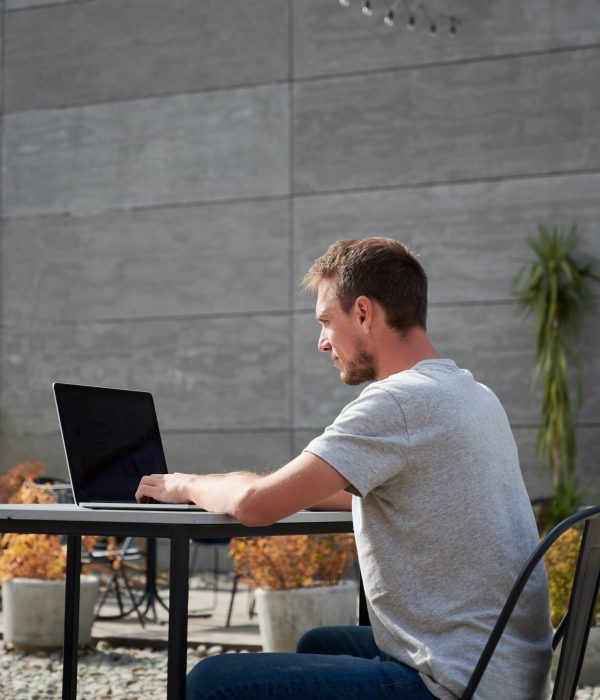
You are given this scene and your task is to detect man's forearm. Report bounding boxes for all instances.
[183,471,261,515]
[186,472,352,521]
[309,490,352,511]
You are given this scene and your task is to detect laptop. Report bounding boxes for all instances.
[53,382,205,510]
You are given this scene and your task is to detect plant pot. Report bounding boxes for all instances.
[2,575,99,650]
[551,625,600,686]
[254,580,358,653]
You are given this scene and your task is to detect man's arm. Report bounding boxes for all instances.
[309,490,353,511]
[134,452,351,526]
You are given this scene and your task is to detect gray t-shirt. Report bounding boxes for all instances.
[305,359,552,700]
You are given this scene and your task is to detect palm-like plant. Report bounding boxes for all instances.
[513,225,598,530]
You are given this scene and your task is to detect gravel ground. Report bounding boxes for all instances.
[0,640,598,699]
[0,640,235,699]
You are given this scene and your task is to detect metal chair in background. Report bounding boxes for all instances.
[89,536,147,627]
[189,538,243,625]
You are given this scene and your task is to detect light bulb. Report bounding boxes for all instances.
[407,14,416,29]
[384,10,394,26]
[339,0,350,7]
[362,1,373,16]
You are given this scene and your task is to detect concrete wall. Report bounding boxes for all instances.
[1,0,599,502]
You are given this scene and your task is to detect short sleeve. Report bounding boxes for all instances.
[303,385,410,497]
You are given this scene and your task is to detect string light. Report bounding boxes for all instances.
[335,0,460,37]
[419,3,437,36]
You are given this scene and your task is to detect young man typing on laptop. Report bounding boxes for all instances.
[135,238,552,700]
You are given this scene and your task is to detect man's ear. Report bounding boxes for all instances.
[354,296,373,332]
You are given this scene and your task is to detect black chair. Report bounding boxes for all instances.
[91,536,147,627]
[461,505,600,700]
[189,538,245,625]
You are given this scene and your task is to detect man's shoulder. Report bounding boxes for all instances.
[366,361,496,422]
[330,381,410,432]
[368,367,437,400]
[376,360,485,399]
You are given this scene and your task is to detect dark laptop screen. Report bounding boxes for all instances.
[54,383,168,504]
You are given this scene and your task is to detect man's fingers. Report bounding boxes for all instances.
[139,474,162,486]
[135,482,159,502]
[135,485,147,502]
[135,474,184,504]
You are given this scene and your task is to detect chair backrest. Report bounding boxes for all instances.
[551,512,600,699]
[460,505,600,700]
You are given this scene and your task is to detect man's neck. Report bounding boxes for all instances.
[374,327,441,380]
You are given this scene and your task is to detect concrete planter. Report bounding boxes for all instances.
[551,625,600,686]
[254,580,358,652]
[2,575,99,650]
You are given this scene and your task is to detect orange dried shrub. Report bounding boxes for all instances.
[0,465,98,582]
[544,527,600,627]
[0,461,45,503]
[229,534,357,591]
[8,479,56,505]
[0,533,66,583]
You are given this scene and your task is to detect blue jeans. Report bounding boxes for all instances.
[186,625,438,699]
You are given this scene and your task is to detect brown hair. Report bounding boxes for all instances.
[302,237,427,333]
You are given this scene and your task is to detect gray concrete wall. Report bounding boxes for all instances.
[1,0,598,502]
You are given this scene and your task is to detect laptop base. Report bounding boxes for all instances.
[80,502,206,511]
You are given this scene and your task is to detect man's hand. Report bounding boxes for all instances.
[135,472,196,504]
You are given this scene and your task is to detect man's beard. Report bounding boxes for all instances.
[340,345,377,385]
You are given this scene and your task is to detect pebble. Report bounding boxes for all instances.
[0,640,598,699]
[0,640,216,699]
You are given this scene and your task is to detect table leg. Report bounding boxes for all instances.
[63,535,81,700]
[167,531,190,700]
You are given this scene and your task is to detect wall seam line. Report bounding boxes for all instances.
[4,167,600,224]
[292,41,600,85]
[0,0,6,417]
[288,0,297,460]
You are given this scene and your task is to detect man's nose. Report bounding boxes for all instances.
[318,328,331,353]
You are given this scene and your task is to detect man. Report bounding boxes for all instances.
[136,238,552,700]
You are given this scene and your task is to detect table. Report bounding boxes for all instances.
[0,504,355,700]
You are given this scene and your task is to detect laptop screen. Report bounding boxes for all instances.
[54,383,168,504]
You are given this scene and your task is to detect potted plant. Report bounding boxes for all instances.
[545,527,600,684]
[0,459,46,502]
[229,533,358,652]
[0,462,99,650]
[513,225,599,533]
